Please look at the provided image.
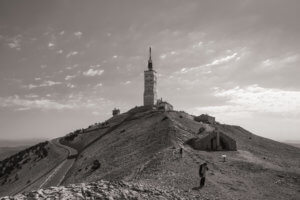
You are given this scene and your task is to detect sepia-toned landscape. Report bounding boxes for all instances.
[0,0,299,199]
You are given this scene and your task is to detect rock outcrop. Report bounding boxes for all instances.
[1,180,183,200]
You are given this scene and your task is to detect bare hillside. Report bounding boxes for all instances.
[58,109,300,200]
[0,141,68,196]
[1,108,299,199]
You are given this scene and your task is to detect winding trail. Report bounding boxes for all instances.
[38,138,77,189]
[13,138,78,195]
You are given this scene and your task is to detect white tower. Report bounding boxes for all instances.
[143,47,157,106]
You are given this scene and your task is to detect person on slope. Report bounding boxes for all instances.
[199,162,209,188]
[179,147,183,158]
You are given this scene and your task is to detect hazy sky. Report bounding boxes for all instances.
[0,0,299,141]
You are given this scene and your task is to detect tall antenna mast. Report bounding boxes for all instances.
[148,46,153,70]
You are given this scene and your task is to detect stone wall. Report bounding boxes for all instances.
[186,131,237,151]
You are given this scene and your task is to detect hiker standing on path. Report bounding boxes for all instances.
[179,147,183,158]
[199,162,209,188]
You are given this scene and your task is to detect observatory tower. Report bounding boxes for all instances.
[143,47,157,106]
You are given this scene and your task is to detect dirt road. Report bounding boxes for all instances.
[39,138,77,189]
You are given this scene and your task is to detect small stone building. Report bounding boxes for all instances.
[194,114,215,124]
[186,131,237,151]
[112,108,120,116]
[156,98,173,111]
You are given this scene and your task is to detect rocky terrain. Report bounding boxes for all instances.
[1,107,299,199]
[1,180,183,200]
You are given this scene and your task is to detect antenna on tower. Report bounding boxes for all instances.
[148,46,153,70]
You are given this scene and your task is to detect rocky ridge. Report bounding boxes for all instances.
[1,180,184,200]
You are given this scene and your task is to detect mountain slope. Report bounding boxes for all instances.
[0,140,68,196]
[58,108,299,200]
[1,108,299,199]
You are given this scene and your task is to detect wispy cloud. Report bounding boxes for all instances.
[257,54,299,72]
[207,53,238,67]
[90,64,101,68]
[95,83,103,87]
[0,93,113,112]
[48,42,55,48]
[65,75,76,81]
[66,83,75,88]
[160,54,167,59]
[195,85,300,117]
[56,49,63,54]
[66,51,78,58]
[83,69,104,76]
[41,81,62,87]
[23,81,62,89]
[66,64,78,70]
[178,52,239,74]
[121,81,131,85]
[7,35,22,51]
[74,31,82,38]
[40,64,47,69]
[0,95,73,111]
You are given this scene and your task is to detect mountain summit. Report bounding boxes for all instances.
[1,107,299,199]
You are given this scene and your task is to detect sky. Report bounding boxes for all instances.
[0,0,299,141]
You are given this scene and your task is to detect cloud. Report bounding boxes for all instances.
[258,54,299,72]
[25,94,39,98]
[0,93,113,112]
[7,35,22,50]
[66,51,78,58]
[160,54,167,59]
[66,64,78,70]
[26,84,38,89]
[122,81,131,85]
[23,80,62,89]
[192,41,203,48]
[282,55,299,64]
[56,49,63,54]
[41,81,62,87]
[0,95,73,111]
[92,111,101,115]
[40,64,47,69]
[65,75,76,81]
[196,85,300,117]
[95,83,103,87]
[177,52,239,74]
[59,31,65,36]
[113,55,118,59]
[48,42,55,48]
[74,31,82,38]
[90,64,101,68]
[66,83,75,88]
[8,41,20,50]
[207,53,238,67]
[83,69,104,76]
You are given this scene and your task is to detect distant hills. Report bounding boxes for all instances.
[284,141,300,148]
[0,139,47,148]
[0,138,47,161]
